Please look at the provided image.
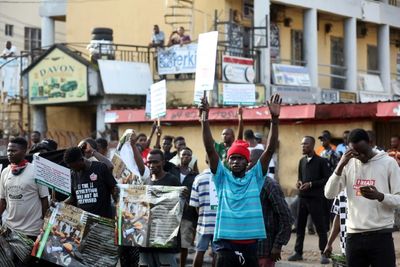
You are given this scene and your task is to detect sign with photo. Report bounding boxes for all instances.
[28,47,88,105]
[272,64,311,87]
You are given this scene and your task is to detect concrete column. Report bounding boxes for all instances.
[378,24,391,93]
[41,16,55,48]
[31,106,47,136]
[303,8,318,88]
[254,0,270,95]
[96,104,111,138]
[344,17,357,91]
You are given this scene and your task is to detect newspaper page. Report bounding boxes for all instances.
[32,203,118,267]
[117,184,185,248]
[111,153,142,185]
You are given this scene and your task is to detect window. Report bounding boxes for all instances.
[367,45,378,74]
[24,27,41,51]
[291,30,303,65]
[5,24,13,36]
[331,37,345,89]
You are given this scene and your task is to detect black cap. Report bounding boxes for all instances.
[318,130,331,140]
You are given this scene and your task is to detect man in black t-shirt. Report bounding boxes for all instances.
[63,147,117,219]
[140,149,180,267]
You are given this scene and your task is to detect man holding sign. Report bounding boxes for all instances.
[199,94,281,266]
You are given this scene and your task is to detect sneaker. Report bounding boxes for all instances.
[320,254,330,264]
[288,253,303,261]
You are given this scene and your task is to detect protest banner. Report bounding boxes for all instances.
[145,87,151,117]
[157,44,197,75]
[209,177,219,210]
[222,83,256,106]
[33,154,71,195]
[194,31,219,103]
[116,184,185,248]
[111,153,142,185]
[32,203,118,267]
[150,80,167,120]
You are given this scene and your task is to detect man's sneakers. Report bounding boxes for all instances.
[288,252,303,261]
[288,252,330,264]
[320,254,330,264]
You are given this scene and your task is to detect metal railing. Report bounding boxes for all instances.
[318,63,347,90]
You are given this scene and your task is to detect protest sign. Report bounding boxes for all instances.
[194,31,219,103]
[145,87,151,117]
[33,154,71,195]
[116,184,185,248]
[209,177,219,210]
[32,203,118,267]
[222,83,256,106]
[0,226,34,266]
[111,153,142,185]
[150,80,167,120]
[157,44,197,75]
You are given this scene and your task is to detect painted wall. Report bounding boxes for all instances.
[115,119,373,195]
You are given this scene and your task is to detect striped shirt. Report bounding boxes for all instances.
[189,169,216,235]
[213,160,266,240]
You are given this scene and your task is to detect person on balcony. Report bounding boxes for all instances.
[1,41,17,59]
[168,27,192,79]
[149,24,165,48]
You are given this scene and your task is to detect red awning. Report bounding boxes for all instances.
[105,104,316,124]
[376,102,400,117]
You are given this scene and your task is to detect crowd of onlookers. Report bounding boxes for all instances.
[0,94,399,267]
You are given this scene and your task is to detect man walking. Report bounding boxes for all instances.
[325,128,400,267]
[288,136,330,264]
[199,94,281,267]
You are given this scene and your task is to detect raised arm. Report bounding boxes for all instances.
[145,121,157,149]
[260,94,282,176]
[130,132,145,176]
[154,125,162,149]
[199,94,219,174]
[237,106,243,140]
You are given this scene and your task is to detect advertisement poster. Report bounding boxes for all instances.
[272,64,311,87]
[33,154,71,195]
[28,47,88,105]
[117,185,185,248]
[32,203,118,267]
[223,83,256,106]
[157,44,197,75]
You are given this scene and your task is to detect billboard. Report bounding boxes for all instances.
[28,48,88,105]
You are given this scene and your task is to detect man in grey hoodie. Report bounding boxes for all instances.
[325,128,400,267]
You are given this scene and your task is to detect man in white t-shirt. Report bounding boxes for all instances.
[0,137,49,238]
[1,41,17,59]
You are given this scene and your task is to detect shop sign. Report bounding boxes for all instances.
[222,55,254,84]
[272,64,311,87]
[271,85,317,104]
[28,48,88,104]
[157,44,197,75]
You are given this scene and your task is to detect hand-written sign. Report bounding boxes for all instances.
[33,154,71,195]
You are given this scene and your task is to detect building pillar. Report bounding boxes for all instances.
[96,104,111,138]
[303,8,318,88]
[41,16,55,48]
[31,106,47,135]
[344,17,357,91]
[378,24,391,93]
[254,0,270,95]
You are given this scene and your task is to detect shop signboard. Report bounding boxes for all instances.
[222,55,255,84]
[28,48,88,104]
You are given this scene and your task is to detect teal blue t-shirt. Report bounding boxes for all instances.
[213,160,266,240]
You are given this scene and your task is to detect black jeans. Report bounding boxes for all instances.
[346,231,396,267]
[294,197,327,254]
[215,241,258,267]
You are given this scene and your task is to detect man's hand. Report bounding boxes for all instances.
[267,94,282,118]
[338,149,355,167]
[130,131,138,146]
[156,126,162,137]
[323,244,333,258]
[78,141,95,158]
[299,182,311,191]
[360,185,384,201]
[270,247,282,262]
[296,180,302,189]
[237,105,243,118]
[198,93,210,120]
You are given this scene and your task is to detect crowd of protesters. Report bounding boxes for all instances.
[0,94,399,267]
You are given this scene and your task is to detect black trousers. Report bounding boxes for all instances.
[346,232,396,267]
[294,197,327,254]
[215,241,258,267]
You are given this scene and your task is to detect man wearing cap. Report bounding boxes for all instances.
[199,94,281,267]
[316,130,337,156]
